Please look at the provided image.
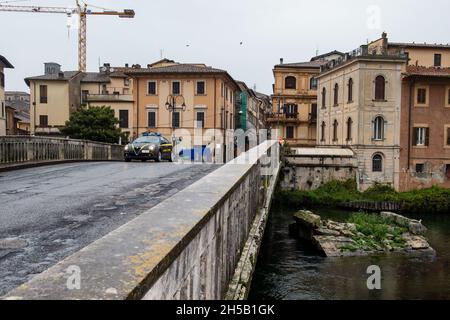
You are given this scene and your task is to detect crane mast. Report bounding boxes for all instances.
[0,1,135,72]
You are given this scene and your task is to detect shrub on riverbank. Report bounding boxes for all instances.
[275,180,450,214]
[342,213,408,252]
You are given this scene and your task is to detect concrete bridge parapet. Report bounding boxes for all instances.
[0,136,123,171]
[3,140,280,300]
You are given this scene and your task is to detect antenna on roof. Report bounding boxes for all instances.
[160,49,164,59]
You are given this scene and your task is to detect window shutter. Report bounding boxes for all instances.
[148,112,156,128]
[412,128,418,146]
[425,128,430,146]
[447,128,450,146]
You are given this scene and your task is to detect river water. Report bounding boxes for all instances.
[248,207,450,300]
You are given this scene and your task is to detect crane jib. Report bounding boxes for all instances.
[0,2,135,72]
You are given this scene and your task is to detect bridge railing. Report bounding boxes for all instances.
[0,136,124,167]
[3,140,281,300]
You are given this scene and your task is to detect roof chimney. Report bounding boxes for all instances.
[381,32,388,54]
[44,62,61,75]
[125,63,129,68]
[280,58,284,65]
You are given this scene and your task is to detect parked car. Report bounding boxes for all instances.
[178,145,212,163]
[124,132,173,162]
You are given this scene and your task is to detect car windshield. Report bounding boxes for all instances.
[133,136,160,144]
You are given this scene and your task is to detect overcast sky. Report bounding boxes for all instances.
[1,0,450,94]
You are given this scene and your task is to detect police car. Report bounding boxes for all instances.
[124,132,174,162]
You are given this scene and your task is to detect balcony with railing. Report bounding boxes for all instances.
[83,87,133,104]
[266,112,303,124]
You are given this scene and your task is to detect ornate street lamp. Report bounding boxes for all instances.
[165,94,187,145]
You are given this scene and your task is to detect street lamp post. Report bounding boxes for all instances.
[165,94,187,145]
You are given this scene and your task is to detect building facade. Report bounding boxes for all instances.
[123,59,240,163]
[5,91,30,135]
[399,67,450,191]
[235,81,270,150]
[1,55,14,136]
[317,45,407,190]
[27,63,134,137]
[81,64,134,137]
[369,32,450,68]
[269,52,342,146]
[369,33,450,191]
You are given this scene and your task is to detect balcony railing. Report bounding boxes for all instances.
[320,45,408,73]
[84,93,134,103]
[266,113,303,124]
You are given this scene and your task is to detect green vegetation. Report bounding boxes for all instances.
[341,213,408,253]
[275,180,450,214]
[61,106,129,144]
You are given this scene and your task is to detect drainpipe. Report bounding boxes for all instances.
[213,78,217,163]
[136,77,139,138]
[32,82,36,136]
[407,77,415,171]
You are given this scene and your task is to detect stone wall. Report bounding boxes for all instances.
[281,148,357,191]
[3,141,280,300]
[355,146,400,191]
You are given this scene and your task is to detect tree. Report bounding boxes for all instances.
[60,106,128,144]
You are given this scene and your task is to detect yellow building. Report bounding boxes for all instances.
[27,62,134,136]
[317,41,407,191]
[369,32,450,68]
[122,59,240,162]
[81,65,134,136]
[1,55,14,136]
[269,52,342,146]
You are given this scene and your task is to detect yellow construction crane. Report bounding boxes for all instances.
[0,1,135,72]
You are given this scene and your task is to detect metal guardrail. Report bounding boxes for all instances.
[0,136,123,166]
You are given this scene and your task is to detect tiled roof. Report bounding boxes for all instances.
[310,50,345,61]
[254,91,270,100]
[148,58,175,67]
[274,60,326,69]
[81,72,111,83]
[25,70,127,85]
[405,66,450,77]
[291,147,355,157]
[123,64,227,74]
[390,42,450,49]
[5,91,29,96]
[25,71,80,82]
[0,55,14,68]
[14,110,30,122]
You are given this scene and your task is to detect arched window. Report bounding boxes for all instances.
[375,75,386,100]
[333,83,339,106]
[346,117,353,141]
[333,119,338,142]
[372,154,383,172]
[321,121,326,142]
[373,116,385,140]
[321,88,326,109]
[348,78,353,102]
[285,76,296,89]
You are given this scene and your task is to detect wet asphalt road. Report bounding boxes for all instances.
[0,161,220,296]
